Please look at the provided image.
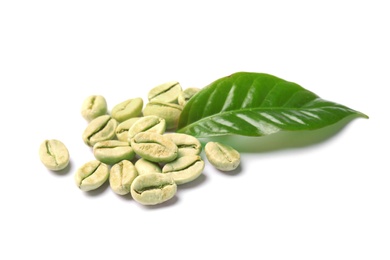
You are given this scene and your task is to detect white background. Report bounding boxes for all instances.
[0,1,389,259]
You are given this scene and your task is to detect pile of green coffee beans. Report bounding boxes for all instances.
[39,81,240,206]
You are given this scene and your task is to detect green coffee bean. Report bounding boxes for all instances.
[148,81,182,103]
[75,160,109,191]
[205,142,240,171]
[130,132,178,163]
[164,133,202,157]
[130,173,177,205]
[110,160,138,195]
[143,101,183,130]
[127,115,166,140]
[115,117,141,142]
[39,139,70,171]
[93,140,135,165]
[178,87,200,106]
[134,158,162,175]
[82,115,117,147]
[111,97,143,122]
[81,95,107,122]
[162,155,204,185]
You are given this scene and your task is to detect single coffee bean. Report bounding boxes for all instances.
[164,133,202,157]
[134,158,162,175]
[82,115,117,146]
[162,155,204,185]
[178,87,200,106]
[130,132,178,163]
[127,115,166,141]
[111,97,143,122]
[143,101,183,130]
[205,142,240,171]
[110,160,138,195]
[148,81,182,104]
[115,117,141,142]
[81,95,107,122]
[39,139,70,171]
[93,140,135,165]
[130,173,177,205]
[74,160,109,191]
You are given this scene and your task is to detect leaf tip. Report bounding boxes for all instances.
[357,111,369,119]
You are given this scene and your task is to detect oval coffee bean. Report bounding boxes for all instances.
[115,117,141,142]
[39,139,70,171]
[93,140,135,165]
[111,97,143,122]
[130,132,178,163]
[130,173,177,205]
[82,115,117,146]
[178,87,200,106]
[205,142,240,171]
[134,158,162,175]
[162,155,205,185]
[127,115,166,140]
[110,160,138,195]
[143,101,183,130]
[74,160,109,191]
[81,95,107,122]
[148,81,182,103]
[164,133,202,157]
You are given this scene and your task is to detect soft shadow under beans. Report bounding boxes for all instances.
[117,175,207,206]
[115,192,133,201]
[141,195,179,210]
[178,173,207,190]
[216,164,243,176]
[48,160,73,176]
[83,180,110,197]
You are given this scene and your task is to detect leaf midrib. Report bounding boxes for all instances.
[179,98,358,132]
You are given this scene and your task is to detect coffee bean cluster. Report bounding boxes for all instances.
[39,81,240,206]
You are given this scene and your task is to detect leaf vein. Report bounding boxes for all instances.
[259,81,279,107]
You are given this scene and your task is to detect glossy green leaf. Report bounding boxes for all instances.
[177,72,368,138]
